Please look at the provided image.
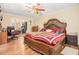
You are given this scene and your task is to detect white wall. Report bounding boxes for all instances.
[2,12,42,32]
[38,5,79,44]
[2,12,33,32]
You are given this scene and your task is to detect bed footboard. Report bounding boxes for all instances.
[24,37,65,55]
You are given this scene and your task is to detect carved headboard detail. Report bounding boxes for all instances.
[44,18,67,29]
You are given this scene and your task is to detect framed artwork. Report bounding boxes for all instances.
[0,5,3,21]
[0,22,2,31]
[0,15,3,21]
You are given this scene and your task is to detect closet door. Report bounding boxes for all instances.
[21,22,27,33]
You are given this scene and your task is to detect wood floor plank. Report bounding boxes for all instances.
[0,39,40,55]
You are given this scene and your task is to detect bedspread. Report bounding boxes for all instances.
[26,32,65,45]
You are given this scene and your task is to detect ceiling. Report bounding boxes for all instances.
[0,3,79,16]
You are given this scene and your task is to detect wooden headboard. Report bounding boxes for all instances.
[44,18,66,29]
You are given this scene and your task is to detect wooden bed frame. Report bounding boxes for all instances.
[24,18,67,55]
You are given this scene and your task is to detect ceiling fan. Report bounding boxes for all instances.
[25,3,45,14]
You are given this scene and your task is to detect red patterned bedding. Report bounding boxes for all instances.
[26,32,65,45]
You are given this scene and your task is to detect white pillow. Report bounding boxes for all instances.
[46,29,53,32]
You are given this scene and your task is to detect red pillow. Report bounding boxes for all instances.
[49,27,64,32]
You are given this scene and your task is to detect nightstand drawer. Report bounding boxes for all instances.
[67,36,76,39]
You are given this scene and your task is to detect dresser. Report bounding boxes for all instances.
[66,33,78,46]
[0,32,7,44]
[31,26,38,32]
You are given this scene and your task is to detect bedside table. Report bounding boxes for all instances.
[66,33,78,46]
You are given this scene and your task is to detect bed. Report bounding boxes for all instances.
[24,18,67,55]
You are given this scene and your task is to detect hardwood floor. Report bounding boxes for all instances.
[0,37,40,55]
[0,36,78,55]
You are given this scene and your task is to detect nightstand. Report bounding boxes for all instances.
[66,33,78,46]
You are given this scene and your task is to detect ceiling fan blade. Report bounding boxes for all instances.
[37,9,45,11]
[25,5,32,9]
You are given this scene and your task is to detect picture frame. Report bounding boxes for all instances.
[0,15,3,21]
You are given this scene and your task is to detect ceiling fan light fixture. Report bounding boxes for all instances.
[25,3,45,14]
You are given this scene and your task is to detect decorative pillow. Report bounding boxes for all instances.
[46,29,53,32]
[56,28,64,34]
[49,27,60,32]
[49,27,64,32]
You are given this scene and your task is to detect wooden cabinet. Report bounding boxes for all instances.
[31,26,38,32]
[0,32,7,44]
[66,34,78,46]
